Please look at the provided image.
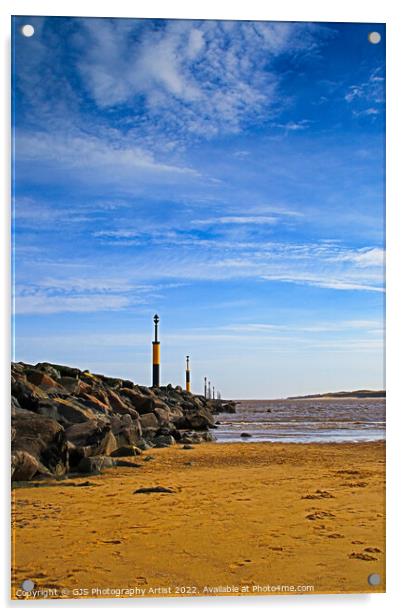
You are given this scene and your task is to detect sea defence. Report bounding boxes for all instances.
[11,361,236,482]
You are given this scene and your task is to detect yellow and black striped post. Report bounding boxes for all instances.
[185,355,191,392]
[152,314,160,387]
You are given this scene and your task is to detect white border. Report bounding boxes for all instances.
[1,1,401,614]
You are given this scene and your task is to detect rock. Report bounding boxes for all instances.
[47,398,98,425]
[143,455,155,462]
[137,385,154,397]
[11,378,47,411]
[10,360,229,481]
[12,450,45,481]
[133,486,175,494]
[59,376,80,394]
[67,441,85,468]
[12,410,68,477]
[182,444,194,450]
[136,438,153,451]
[35,362,61,380]
[36,399,65,422]
[45,363,81,378]
[114,460,141,468]
[154,406,183,426]
[110,445,142,457]
[77,456,115,475]
[241,432,252,438]
[220,402,237,414]
[176,407,215,430]
[78,393,110,414]
[109,415,142,447]
[154,434,176,447]
[65,420,117,458]
[201,431,216,442]
[139,412,160,431]
[120,388,155,414]
[107,389,133,414]
[25,369,61,392]
[121,379,135,389]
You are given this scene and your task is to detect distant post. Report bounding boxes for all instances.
[204,377,207,398]
[208,380,211,399]
[152,314,160,387]
[185,355,191,393]
[213,386,215,400]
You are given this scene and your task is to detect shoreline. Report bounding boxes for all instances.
[12,440,385,598]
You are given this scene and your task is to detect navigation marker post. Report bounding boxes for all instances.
[186,355,191,393]
[152,314,160,387]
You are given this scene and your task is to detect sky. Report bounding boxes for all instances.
[12,17,385,398]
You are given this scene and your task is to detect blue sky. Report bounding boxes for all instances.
[12,17,385,398]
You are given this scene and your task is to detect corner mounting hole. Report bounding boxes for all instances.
[368,573,381,586]
[21,24,35,38]
[368,32,381,45]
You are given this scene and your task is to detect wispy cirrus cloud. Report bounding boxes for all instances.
[191,215,278,226]
[344,67,385,118]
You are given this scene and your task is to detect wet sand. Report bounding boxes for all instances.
[11,441,385,599]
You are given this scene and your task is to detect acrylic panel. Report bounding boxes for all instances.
[11,16,386,600]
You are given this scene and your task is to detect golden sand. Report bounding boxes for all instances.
[11,441,385,599]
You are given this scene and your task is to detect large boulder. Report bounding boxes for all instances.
[11,410,68,476]
[139,412,160,431]
[11,377,47,411]
[65,420,117,458]
[11,450,52,481]
[43,398,98,425]
[77,455,115,475]
[78,393,110,415]
[120,388,155,414]
[109,414,142,447]
[24,369,62,392]
[110,445,142,457]
[176,407,215,430]
[107,389,134,414]
[34,362,62,380]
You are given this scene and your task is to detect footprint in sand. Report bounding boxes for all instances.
[364,547,382,553]
[344,482,368,488]
[306,511,335,521]
[349,552,378,561]
[327,533,344,539]
[229,559,253,572]
[302,490,334,500]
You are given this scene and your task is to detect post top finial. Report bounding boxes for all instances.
[153,314,159,323]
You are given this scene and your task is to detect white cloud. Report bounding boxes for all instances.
[344,67,385,118]
[74,19,332,138]
[17,131,198,178]
[192,216,278,225]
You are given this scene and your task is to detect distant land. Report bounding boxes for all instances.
[288,390,385,400]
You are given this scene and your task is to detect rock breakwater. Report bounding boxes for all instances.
[11,362,236,482]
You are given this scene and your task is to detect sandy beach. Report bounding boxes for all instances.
[11,441,385,599]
